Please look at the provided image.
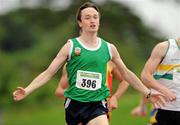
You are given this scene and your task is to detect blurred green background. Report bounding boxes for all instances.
[0,0,168,124]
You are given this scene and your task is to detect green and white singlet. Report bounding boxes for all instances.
[154,39,180,111]
[64,37,112,102]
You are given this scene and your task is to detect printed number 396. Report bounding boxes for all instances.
[81,79,96,88]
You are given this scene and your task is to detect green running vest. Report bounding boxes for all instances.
[64,38,111,102]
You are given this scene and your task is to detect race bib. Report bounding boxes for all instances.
[76,70,102,91]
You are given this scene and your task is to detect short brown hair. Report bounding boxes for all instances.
[76,2,100,22]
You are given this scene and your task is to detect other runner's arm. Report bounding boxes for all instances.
[131,94,147,116]
[141,41,176,102]
[55,64,68,99]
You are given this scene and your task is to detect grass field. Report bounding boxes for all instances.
[3,91,150,125]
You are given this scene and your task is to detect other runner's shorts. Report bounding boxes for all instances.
[106,97,111,121]
[64,98,108,125]
[150,108,157,124]
[156,109,180,125]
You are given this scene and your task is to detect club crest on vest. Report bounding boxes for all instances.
[75,47,81,56]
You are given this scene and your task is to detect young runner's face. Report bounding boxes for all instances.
[79,7,100,33]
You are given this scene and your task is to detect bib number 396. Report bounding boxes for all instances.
[76,70,102,91]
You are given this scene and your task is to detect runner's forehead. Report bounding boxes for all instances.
[81,7,99,17]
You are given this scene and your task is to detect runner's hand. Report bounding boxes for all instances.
[13,87,26,101]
